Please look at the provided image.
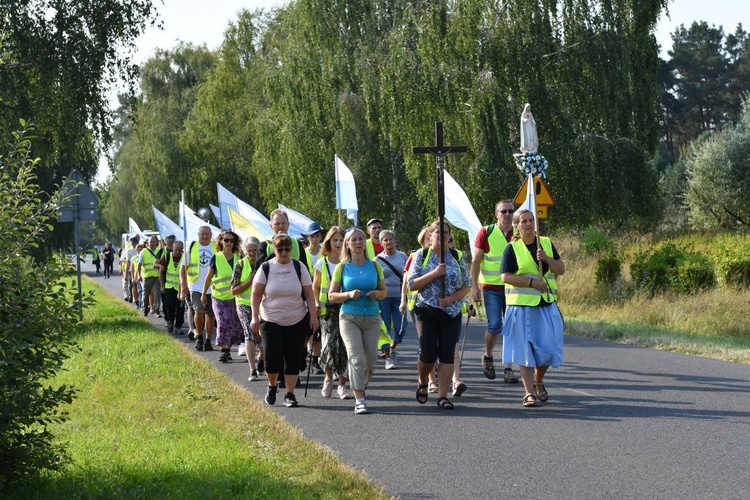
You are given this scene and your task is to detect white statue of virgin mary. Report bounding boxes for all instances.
[520,103,538,154]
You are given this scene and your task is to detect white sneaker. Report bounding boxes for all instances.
[385,358,396,370]
[248,370,258,382]
[337,384,350,400]
[321,377,333,398]
[355,400,369,414]
[237,343,246,357]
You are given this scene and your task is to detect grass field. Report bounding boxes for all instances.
[11,278,388,500]
[557,231,750,363]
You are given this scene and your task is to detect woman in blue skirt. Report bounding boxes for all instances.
[500,209,565,407]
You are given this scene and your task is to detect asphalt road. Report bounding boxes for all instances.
[81,259,750,500]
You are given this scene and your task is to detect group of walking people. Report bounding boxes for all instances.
[113,200,565,413]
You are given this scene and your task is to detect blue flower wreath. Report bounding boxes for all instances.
[513,152,549,178]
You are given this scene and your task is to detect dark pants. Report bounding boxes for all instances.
[414,305,461,364]
[260,314,310,375]
[162,287,185,328]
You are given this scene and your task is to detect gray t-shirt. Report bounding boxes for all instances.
[376,250,408,298]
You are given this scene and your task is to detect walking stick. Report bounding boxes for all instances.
[304,343,314,397]
[459,305,474,369]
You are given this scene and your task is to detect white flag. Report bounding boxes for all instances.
[152,206,182,240]
[335,155,358,225]
[444,170,482,255]
[279,204,315,239]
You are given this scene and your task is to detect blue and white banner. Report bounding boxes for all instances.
[152,206,182,240]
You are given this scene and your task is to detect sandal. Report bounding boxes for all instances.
[534,383,549,402]
[437,397,454,410]
[416,383,429,404]
[523,393,537,407]
[428,380,439,393]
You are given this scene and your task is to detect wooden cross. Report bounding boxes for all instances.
[412,121,468,295]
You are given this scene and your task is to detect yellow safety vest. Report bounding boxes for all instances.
[139,248,160,278]
[187,241,216,284]
[317,257,333,316]
[165,251,181,290]
[366,239,376,261]
[211,252,239,301]
[479,225,508,286]
[504,237,558,306]
[235,256,254,306]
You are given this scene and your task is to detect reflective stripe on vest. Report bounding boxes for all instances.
[187,241,216,284]
[235,256,254,306]
[165,252,181,290]
[140,248,159,278]
[211,252,239,301]
[479,225,508,286]
[504,237,558,306]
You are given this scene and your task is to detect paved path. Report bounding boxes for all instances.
[83,260,750,499]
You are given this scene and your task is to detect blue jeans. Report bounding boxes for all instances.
[379,296,407,345]
[483,288,506,334]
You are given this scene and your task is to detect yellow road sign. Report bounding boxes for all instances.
[513,176,555,206]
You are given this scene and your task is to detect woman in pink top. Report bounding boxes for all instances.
[251,234,319,408]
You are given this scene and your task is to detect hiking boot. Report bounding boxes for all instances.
[167,321,174,334]
[504,367,519,383]
[482,356,496,380]
[265,385,277,406]
[195,334,204,351]
[218,350,231,363]
[188,330,195,341]
[283,393,299,407]
[203,339,213,352]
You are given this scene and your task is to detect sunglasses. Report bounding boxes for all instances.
[222,238,235,243]
[275,246,292,254]
[498,209,514,214]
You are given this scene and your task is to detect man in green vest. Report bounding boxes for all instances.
[160,239,185,334]
[470,199,519,384]
[365,218,384,260]
[136,235,162,318]
[254,209,309,272]
[92,246,101,274]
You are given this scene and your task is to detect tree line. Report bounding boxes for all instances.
[101,0,670,246]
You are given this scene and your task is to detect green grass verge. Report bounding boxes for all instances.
[12,277,388,499]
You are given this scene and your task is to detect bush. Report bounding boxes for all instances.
[581,227,614,255]
[630,242,683,295]
[595,252,622,285]
[712,239,750,289]
[674,252,716,294]
[0,122,90,489]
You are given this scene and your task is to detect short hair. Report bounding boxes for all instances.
[269,208,289,221]
[245,236,260,248]
[379,229,396,241]
[495,199,515,212]
[272,233,292,249]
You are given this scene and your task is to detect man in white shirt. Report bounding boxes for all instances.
[180,226,216,352]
